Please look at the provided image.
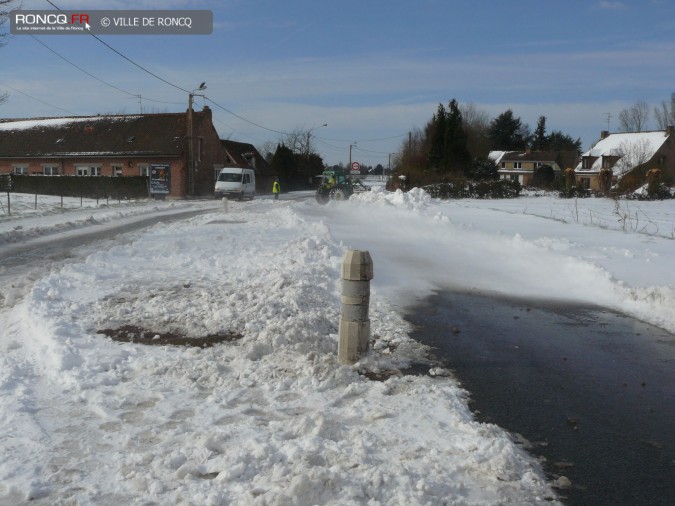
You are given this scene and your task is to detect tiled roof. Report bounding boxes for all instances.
[0,112,192,158]
[498,150,578,170]
[221,139,272,175]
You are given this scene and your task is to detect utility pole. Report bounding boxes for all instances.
[349,143,357,168]
[188,82,206,197]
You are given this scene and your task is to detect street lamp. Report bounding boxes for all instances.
[306,123,327,159]
[188,82,207,196]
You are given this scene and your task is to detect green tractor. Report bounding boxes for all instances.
[315,168,369,204]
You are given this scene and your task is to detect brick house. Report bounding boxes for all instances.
[575,128,675,191]
[491,149,579,186]
[221,139,276,195]
[0,106,222,198]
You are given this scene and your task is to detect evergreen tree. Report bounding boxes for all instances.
[533,116,548,151]
[427,103,446,171]
[546,131,582,154]
[270,143,295,185]
[489,110,528,150]
[444,99,471,175]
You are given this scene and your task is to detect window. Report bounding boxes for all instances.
[12,165,28,175]
[198,137,204,162]
[501,162,505,168]
[43,165,59,175]
[139,165,149,177]
[112,164,123,176]
[75,165,102,176]
[514,162,522,169]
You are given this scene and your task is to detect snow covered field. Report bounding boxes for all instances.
[1,188,674,505]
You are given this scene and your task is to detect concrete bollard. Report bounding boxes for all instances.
[338,250,373,365]
[222,197,228,213]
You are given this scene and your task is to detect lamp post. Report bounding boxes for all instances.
[188,82,207,196]
[306,123,327,160]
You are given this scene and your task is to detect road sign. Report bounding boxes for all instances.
[351,162,360,174]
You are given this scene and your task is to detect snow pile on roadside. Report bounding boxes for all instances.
[350,186,432,211]
[0,199,558,505]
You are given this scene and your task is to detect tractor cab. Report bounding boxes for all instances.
[315,168,368,204]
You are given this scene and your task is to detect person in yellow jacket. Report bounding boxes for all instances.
[272,179,280,199]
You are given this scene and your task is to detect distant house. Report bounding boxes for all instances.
[0,106,223,198]
[221,139,276,194]
[575,128,675,191]
[490,149,578,186]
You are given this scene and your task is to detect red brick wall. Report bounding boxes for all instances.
[191,106,224,197]
[0,157,187,197]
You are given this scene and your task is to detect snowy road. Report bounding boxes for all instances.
[1,189,674,505]
[1,205,216,309]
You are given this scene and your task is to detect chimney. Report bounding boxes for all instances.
[666,125,674,137]
[600,130,610,139]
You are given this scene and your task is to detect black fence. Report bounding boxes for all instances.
[8,175,150,199]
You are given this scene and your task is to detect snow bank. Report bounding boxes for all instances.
[0,198,557,504]
[3,189,673,504]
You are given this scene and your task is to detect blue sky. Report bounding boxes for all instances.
[2,0,675,166]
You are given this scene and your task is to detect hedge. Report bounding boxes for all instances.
[423,179,521,199]
[7,175,150,199]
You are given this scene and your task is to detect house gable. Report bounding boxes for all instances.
[221,140,271,175]
[495,149,578,185]
[576,130,669,177]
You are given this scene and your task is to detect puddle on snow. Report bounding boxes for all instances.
[98,324,242,347]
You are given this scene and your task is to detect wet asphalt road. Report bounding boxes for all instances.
[405,290,675,506]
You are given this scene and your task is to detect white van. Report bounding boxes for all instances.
[214,167,256,200]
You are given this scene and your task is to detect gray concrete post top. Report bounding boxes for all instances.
[341,250,373,281]
[338,249,373,365]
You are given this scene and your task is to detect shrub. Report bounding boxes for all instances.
[424,179,521,199]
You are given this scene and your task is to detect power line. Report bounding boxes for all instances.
[43,0,298,137]
[205,97,290,136]
[30,35,138,98]
[30,35,184,106]
[0,79,78,115]
[44,0,190,95]
[39,0,400,160]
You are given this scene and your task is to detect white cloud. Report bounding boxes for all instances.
[596,1,627,9]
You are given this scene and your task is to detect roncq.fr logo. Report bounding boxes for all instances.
[14,13,90,27]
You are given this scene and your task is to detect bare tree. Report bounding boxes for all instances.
[281,126,309,155]
[459,103,491,159]
[618,100,650,132]
[614,138,653,175]
[654,92,675,129]
[256,140,277,162]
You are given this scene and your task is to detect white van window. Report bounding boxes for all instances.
[218,172,242,182]
[243,174,250,184]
